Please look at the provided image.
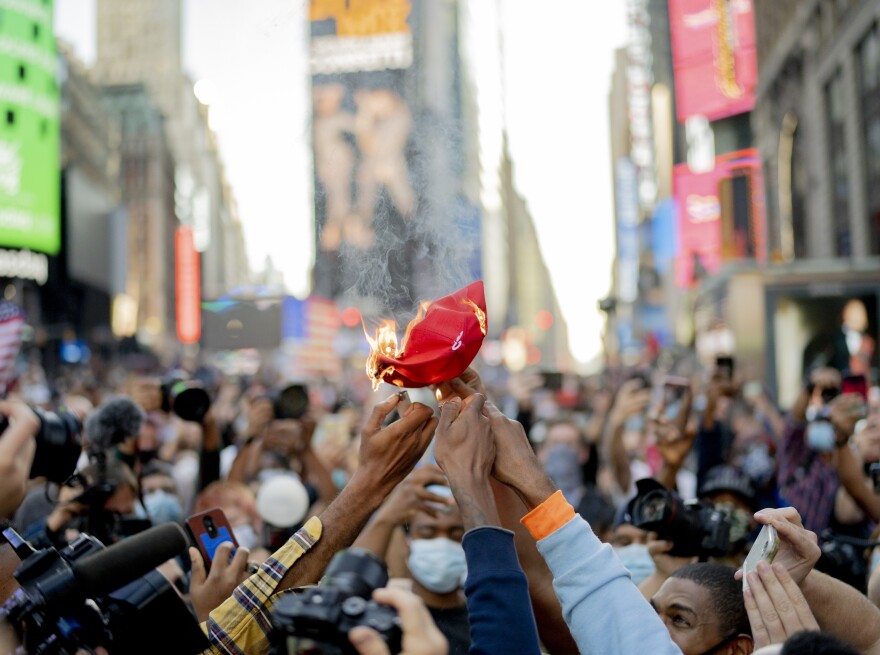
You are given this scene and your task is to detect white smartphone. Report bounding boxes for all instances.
[742,525,779,590]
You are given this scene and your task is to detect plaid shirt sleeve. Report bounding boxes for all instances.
[200,517,323,655]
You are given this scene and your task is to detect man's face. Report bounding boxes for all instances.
[409,505,465,543]
[541,423,587,464]
[611,523,648,548]
[651,578,732,655]
[104,484,136,516]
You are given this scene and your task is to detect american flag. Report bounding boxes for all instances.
[0,300,24,394]
[280,295,341,378]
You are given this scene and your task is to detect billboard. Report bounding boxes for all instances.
[175,227,201,344]
[310,0,416,304]
[615,157,640,303]
[669,0,758,122]
[673,148,765,287]
[0,1,60,254]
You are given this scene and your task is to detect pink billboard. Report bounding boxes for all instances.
[669,0,758,122]
[674,149,766,288]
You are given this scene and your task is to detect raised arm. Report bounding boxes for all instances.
[745,507,880,654]
[433,394,541,655]
[486,401,681,655]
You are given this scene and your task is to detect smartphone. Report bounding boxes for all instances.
[716,356,735,381]
[842,374,869,402]
[185,508,238,570]
[541,371,564,391]
[742,525,779,590]
[662,376,690,419]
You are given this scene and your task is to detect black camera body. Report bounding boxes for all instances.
[1,527,207,655]
[4,406,83,484]
[630,479,732,558]
[271,548,401,655]
[270,384,310,420]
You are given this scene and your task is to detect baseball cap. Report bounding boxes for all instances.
[374,281,487,388]
[698,465,757,508]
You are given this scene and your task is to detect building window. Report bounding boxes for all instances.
[859,24,880,255]
[826,69,851,256]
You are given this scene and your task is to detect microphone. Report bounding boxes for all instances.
[85,395,146,452]
[70,523,188,599]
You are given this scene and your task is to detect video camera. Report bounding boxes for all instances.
[270,548,401,655]
[629,479,732,559]
[0,523,208,655]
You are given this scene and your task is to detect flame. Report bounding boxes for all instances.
[364,302,431,390]
[461,298,487,335]
[435,388,443,402]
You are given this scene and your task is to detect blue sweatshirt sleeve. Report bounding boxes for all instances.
[536,515,682,655]
[462,526,541,655]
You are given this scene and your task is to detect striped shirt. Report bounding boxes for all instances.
[200,517,323,655]
[776,420,839,535]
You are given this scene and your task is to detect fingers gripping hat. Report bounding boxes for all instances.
[367,281,487,389]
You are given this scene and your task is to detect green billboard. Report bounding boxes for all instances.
[0,0,59,255]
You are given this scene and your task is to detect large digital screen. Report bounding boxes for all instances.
[669,0,758,122]
[673,148,765,287]
[0,1,60,254]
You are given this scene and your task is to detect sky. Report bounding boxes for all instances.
[54,0,628,368]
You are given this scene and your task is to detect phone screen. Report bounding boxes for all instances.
[716,356,735,381]
[742,525,779,590]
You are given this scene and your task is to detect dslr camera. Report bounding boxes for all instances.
[629,478,732,558]
[161,377,212,423]
[271,548,401,655]
[0,406,83,484]
[268,383,310,420]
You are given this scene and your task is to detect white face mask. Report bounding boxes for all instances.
[614,543,655,585]
[407,537,467,594]
[232,523,259,550]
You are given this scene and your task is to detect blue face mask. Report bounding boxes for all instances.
[807,421,836,452]
[614,543,655,585]
[144,490,182,524]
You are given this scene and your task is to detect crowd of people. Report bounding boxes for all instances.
[0,350,878,655]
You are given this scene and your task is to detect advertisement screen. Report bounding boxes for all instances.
[0,1,60,254]
[674,148,765,287]
[669,0,758,122]
[310,0,417,306]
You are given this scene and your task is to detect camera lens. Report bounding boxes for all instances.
[28,408,83,483]
[322,548,389,599]
[636,490,669,524]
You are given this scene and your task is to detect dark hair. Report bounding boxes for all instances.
[671,563,750,638]
[781,631,858,655]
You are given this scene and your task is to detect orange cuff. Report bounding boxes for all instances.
[521,490,575,540]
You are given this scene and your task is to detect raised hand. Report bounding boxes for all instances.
[735,508,820,585]
[357,394,438,496]
[745,562,819,649]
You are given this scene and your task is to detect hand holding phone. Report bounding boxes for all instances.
[742,525,779,590]
[185,508,238,571]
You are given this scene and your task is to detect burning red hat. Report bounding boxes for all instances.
[367,281,487,388]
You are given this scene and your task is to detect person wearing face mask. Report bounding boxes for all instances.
[355,464,471,655]
[140,462,183,525]
[778,368,851,534]
[698,465,759,566]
